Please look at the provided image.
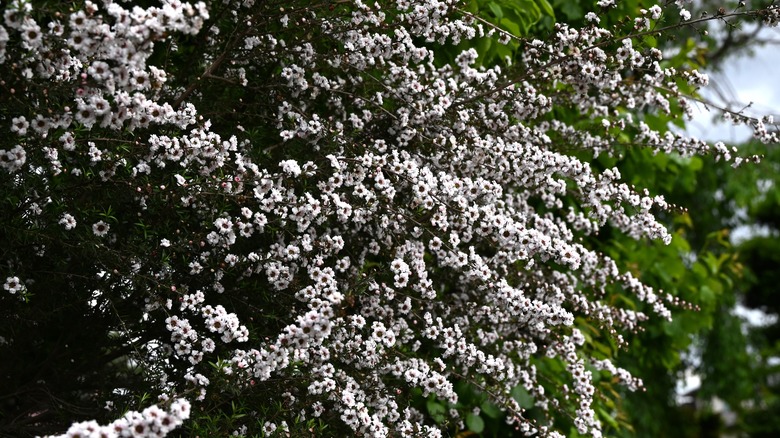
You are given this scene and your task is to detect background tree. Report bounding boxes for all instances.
[677,138,780,438]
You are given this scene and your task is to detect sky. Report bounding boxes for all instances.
[676,26,780,400]
[685,26,780,249]
[687,27,780,143]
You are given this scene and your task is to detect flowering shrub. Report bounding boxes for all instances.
[1,0,778,437]
[54,398,191,438]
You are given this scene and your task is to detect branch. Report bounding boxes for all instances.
[452,7,777,108]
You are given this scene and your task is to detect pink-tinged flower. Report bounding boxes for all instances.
[59,213,77,230]
[59,131,76,151]
[47,20,64,36]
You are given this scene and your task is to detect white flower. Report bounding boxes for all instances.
[10,116,28,136]
[0,145,26,172]
[92,221,110,237]
[87,143,102,162]
[263,422,277,434]
[280,159,302,177]
[47,20,64,36]
[214,217,233,234]
[89,95,111,116]
[3,276,23,294]
[60,131,76,151]
[20,19,42,49]
[680,9,691,21]
[585,12,600,24]
[67,30,92,51]
[131,70,151,90]
[31,114,50,136]
[75,101,97,128]
[649,5,663,19]
[59,213,77,230]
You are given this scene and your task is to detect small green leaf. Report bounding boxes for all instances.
[426,399,447,424]
[499,17,521,37]
[511,385,535,409]
[592,340,612,359]
[597,407,619,429]
[466,413,485,433]
[537,0,555,18]
[487,2,503,19]
[480,399,503,419]
[555,0,583,20]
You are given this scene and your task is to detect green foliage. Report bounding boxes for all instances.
[436,0,555,67]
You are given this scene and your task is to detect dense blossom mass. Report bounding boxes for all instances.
[1,0,778,437]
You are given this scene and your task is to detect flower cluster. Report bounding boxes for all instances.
[1,0,207,178]
[1,0,778,437]
[46,398,191,438]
